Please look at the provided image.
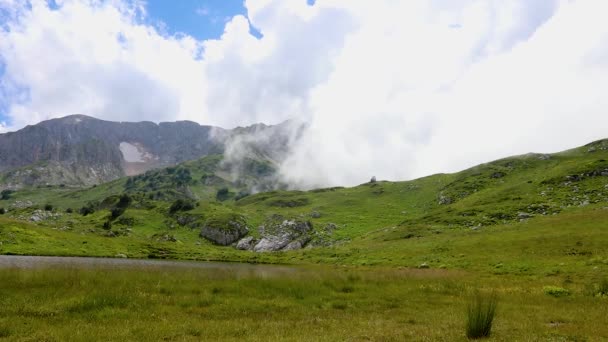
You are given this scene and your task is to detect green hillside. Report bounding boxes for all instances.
[0,138,606,270]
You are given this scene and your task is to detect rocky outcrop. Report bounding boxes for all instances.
[235,236,255,250]
[200,214,249,246]
[236,215,313,252]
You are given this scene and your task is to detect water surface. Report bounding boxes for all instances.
[0,255,297,277]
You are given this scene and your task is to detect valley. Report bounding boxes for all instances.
[0,117,607,340]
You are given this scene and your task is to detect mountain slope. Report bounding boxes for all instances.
[0,115,297,188]
[0,137,607,263]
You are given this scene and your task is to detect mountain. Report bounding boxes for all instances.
[0,115,297,188]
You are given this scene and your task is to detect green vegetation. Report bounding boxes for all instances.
[466,291,498,339]
[0,139,607,339]
[543,286,571,297]
[0,266,606,341]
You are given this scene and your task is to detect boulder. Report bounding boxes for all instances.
[200,214,249,246]
[251,216,314,252]
[236,236,256,250]
[253,234,292,252]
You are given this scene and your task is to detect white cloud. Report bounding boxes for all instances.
[1,0,608,188]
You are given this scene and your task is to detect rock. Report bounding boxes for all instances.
[517,212,534,219]
[29,209,59,222]
[438,195,453,205]
[236,236,255,250]
[538,154,551,160]
[253,235,292,252]
[200,215,249,246]
[565,175,582,182]
[115,253,127,258]
[418,262,430,269]
[490,172,505,179]
[282,240,304,251]
[310,211,322,218]
[323,223,338,232]
[251,215,314,252]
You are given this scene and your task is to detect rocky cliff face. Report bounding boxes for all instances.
[0,114,296,188]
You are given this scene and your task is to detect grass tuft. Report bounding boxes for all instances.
[543,286,570,297]
[0,326,11,338]
[466,291,498,339]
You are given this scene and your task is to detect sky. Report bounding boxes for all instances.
[1,0,608,188]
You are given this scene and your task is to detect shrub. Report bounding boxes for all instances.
[116,194,132,208]
[466,291,497,339]
[169,199,195,214]
[216,187,231,201]
[110,207,126,220]
[0,208,5,215]
[543,286,570,297]
[1,190,13,200]
[44,204,53,211]
[79,203,96,216]
[102,221,112,230]
[65,208,73,214]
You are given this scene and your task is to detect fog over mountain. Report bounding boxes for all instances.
[1,1,608,188]
[0,115,299,188]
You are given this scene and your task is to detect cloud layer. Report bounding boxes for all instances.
[1,0,608,188]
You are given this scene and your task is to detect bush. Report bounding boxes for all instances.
[216,187,231,201]
[1,190,13,200]
[44,204,53,211]
[116,194,132,208]
[0,208,5,215]
[169,199,195,214]
[79,203,96,216]
[543,286,570,297]
[102,221,112,230]
[65,208,73,214]
[466,291,497,339]
[110,207,126,220]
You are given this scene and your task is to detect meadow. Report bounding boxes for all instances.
[0,263,606,341]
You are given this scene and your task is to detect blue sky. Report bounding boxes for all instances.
[145,0,250,40]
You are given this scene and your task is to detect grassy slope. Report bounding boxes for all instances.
[0,139,606,273]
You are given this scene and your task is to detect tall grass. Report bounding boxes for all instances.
[466,291,498,339]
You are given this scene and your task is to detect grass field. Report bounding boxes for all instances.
[0,265,607,341]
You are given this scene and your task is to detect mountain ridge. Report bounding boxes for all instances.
[0,114,295,189]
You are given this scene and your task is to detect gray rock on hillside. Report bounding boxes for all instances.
[200,218,249,246]
[236,236,255,250]
[249,216,313,252]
